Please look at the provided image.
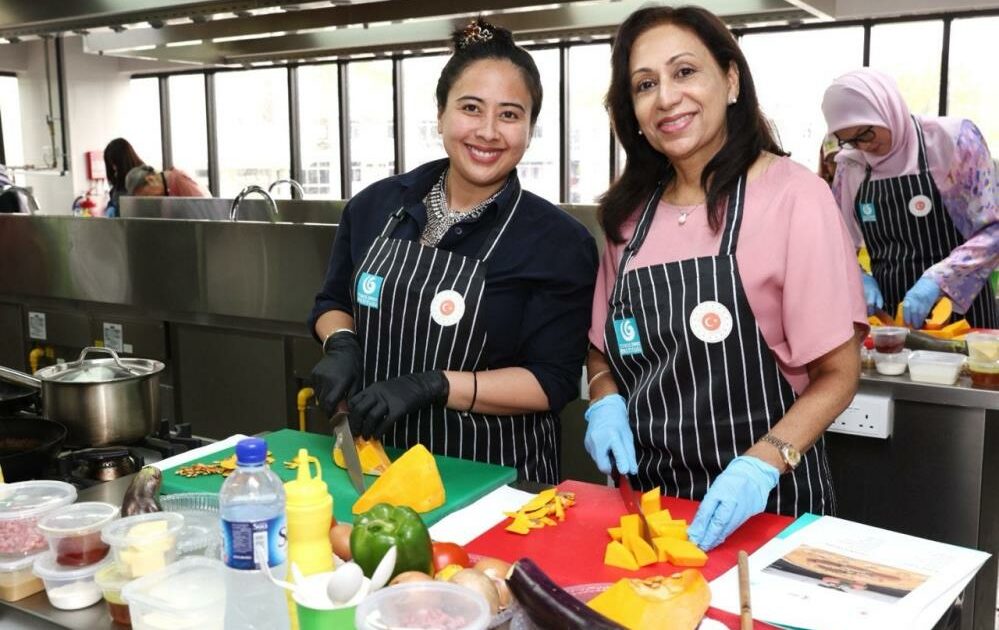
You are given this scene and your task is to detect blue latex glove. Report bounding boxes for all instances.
[584,394,638,476]
[861,272,884,315]
[902,278,941,328]
[688,455,779,551]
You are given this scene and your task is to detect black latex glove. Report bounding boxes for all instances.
[348,371,450,439]
[310,331,363,414]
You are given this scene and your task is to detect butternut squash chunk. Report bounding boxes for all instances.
[653,537,707,567]
[587,571,711,630]
[604,540,640,571]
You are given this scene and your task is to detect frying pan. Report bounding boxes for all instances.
[0,418,67,482]
[0,380,39,415]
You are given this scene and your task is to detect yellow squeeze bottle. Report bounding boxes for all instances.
[284,448,334,629]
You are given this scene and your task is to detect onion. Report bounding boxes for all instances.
[389,571,435,586]
[473,557,511,580]
[329,523,352,562]
[450,568,500,615]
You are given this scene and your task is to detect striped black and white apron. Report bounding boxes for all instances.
[603,176,833,517]
[854,116,996,328]
[351,182,560,484]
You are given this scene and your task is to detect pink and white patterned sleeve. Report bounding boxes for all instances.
[923,121,999,313]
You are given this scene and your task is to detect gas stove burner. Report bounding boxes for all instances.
[58,446,144,482]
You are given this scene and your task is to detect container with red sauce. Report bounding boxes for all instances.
[870,327,909,354]
[37,502,119,568]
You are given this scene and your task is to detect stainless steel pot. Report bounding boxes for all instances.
[0,347,164,446]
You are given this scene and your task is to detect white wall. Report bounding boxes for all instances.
[0,36,190,214]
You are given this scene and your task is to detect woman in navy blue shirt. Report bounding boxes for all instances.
[308,19,597,483]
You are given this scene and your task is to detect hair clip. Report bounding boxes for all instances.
[459,20,494,49]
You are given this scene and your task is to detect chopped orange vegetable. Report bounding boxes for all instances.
[651,522,688,540]
[351,444,444,514]
[924,298,952,330]
[506,514,531,535]
[333,437,391,475]
[604,540,640,571]
[640,487,661,516]
[588,571,711,630]
[607,526,623,542]
[620,513,642,541]
[653,538,707,567]
[503,490,575,536]
[626,534,659,568]
[894,303,905,326]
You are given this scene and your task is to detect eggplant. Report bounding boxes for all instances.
[506,557,625,630]
[121,466,163,516]
[905,330,967,355]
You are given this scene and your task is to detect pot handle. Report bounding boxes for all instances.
[74,346,142,376]
[0,365,43,390]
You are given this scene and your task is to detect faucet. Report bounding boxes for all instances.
[267,178,305,200]
[2,186,38,214]
[229,185,280,222]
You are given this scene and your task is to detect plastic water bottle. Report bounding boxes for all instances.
[220,437,290,630]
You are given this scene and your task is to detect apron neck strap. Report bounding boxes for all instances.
[379,205,408,237]
[911,115,930,174]
[476,178,522,262]
[614,181,665,287]
[717,175,747,257]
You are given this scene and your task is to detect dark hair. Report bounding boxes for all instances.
[0,188,22,213]
[103,138,144,193]
[600,6,785,242]
[435,18,542,126]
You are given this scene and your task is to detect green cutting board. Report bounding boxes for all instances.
[159,429,517,526]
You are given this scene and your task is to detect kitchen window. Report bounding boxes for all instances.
[948,16,999,154]
[567,43,612,204]
[401,55,448,172]
[215,67,291,198]
[869,21,943,117]
[127,78,163,170]
[348,60,395,196]
[168,74,210,192]
[298,64,342,198]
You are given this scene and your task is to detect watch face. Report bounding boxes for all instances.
[782,446,802,468]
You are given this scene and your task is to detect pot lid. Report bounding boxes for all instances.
[37,347,163,384]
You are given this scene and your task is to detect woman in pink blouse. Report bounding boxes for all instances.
[823,68,998,328]
[584,6,866,551]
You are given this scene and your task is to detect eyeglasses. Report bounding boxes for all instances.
[835,126,875,149]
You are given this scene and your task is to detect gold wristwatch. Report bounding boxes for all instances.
[761,433,801,472]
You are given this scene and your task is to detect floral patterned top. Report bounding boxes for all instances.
[832,119,998,313]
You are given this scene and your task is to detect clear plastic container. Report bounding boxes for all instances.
[32,551,109,610]
[966,332,999,389]
[870,327,909,354]
[872,349,910,376]
[0,481,77,561]
[95,562,133,626]
[38,501,119,567]
[907,350,966,385]
[101,512,184,579]
[0,552,44,602]
[121,556,226,630]
[160,493,221,559]
[355,582,491,630]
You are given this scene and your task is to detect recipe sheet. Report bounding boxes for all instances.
[710,515,989,630]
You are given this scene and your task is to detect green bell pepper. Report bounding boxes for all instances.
[350,503,433,578]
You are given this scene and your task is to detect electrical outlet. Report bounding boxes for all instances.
[828,391,893,439]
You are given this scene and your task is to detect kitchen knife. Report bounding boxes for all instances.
[609,457,655,546]
[331,411,365,494]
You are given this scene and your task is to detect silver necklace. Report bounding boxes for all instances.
[420,168,504,247]
[675,204,702,226]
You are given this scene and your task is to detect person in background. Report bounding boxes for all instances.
[125,164,209,198]
[818,135,840,186]
[308,18,597,483]
[585,5,866,551]
[0,164,28,213]
[823,69,998,328]
[103,138,145,217]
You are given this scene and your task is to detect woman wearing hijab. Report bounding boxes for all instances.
[307,19,597,483]
[823,69,998,328]
[585,6,866,551]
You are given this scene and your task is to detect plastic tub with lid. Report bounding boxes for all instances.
[32,551,110,610]
[38,501,119,567]
[121,556,226,630]
[907,351,966,385]
[0,552,45,602]
[966,332,999,389]
[0,481,77,560]
[159,493,221,558]
[872,349,910,376]
[101,512,184,579]
[355,582,490,630]
[95,562,134,626]
[870,327,909,353]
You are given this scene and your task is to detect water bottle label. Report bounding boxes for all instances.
[222,514,288,569]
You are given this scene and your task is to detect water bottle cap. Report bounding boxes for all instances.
[235,437,268,465]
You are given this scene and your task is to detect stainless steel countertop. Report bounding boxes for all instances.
[0,476,134,630]
[860,367,999,410]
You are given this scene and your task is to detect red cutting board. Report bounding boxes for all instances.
[465,480,791,630]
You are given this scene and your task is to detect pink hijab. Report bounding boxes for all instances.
[821,69,918,176]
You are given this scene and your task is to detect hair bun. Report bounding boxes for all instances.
[453,18,507,51]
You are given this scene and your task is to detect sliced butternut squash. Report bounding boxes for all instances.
[620,513,643,542]
[588,571,711,630]
[351,443,445,514]
[624,532,658,568]
[640,487,661,516]
[894,302,905,326]
[604,540,640,571]
[333,437,392,475]
[924,297,953,330]
[607,526,623,542]
[653,537,707,567]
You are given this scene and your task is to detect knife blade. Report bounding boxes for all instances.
[331,411,365,494]
[610,459,655,546]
